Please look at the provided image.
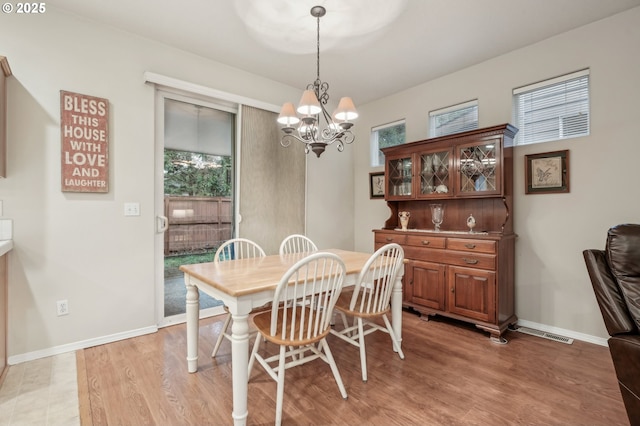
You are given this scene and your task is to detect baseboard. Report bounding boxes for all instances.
[7,317,608,365]
[516,319,608,347]
[7,325,158,365]
[8,306,228,365]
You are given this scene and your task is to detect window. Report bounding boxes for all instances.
[513,69,590,146]
[429,100,478,138]
[370,120,405,167]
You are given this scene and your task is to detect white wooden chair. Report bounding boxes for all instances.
[278,234,318,255]
[279,234,320,358]
[211,238,266,357]
[248,252,348,426]
[330,243,405,382]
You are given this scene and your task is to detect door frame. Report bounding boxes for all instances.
[145,72,283,327]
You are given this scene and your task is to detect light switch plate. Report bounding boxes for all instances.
[124,202,140,216]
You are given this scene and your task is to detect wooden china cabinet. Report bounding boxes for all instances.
[374,123,518,342]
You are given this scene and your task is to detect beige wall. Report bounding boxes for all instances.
[354,7,640,342]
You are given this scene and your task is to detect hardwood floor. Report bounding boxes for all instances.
[77,311,629,425]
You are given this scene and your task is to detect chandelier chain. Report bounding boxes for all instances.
[316,13,320,81]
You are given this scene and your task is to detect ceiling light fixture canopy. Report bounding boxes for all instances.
[278,5,358,157]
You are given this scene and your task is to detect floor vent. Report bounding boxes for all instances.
[516,327,574,344]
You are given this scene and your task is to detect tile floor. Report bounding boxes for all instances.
[0,352,80,426]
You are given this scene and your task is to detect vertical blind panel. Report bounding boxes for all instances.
[515,74,589,145]
[239,105,305,254]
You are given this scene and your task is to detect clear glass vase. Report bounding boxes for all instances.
[430,204,444,232]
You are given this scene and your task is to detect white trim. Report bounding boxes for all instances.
[143,71,281,113]
[154,89,165,325]
[516,319,608,347]
[513,69,590,95]
[7,326,158,365]
[428,99,478,117]
[161,90,238,115]
[235,105,243,237]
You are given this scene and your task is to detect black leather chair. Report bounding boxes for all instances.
[583,223,640,426]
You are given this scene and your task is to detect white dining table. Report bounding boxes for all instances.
[180,248,404,426]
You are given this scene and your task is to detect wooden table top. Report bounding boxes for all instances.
[179,249,373,297]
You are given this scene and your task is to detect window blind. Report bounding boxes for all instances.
[429,100,478,138]
[513,69,590,145]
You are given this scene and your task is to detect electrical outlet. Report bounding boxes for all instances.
[56,300,69,316]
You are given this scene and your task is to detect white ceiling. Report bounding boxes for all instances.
[47,0,640,105]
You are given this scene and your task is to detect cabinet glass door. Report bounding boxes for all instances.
[458,142,500,194]
[418,150,451,196]
[387,156,413,197]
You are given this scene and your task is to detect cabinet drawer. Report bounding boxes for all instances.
[444,251,496,270]
[447,238,496,254]
[406,234,445,249]
[375,232,407,246]
[403,246,448,263]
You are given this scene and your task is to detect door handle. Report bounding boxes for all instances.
[156,215,168,233]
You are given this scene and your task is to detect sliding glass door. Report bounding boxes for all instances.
[155,92,236,325]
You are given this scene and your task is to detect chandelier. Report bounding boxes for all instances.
[277,5,358,158]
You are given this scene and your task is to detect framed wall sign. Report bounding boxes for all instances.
[60,90,109,193]
[525,150,570,194]
[369,171,385,199]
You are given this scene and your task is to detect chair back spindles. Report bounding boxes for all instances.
[351,243,404,315]
[215,238,266,263]
[270,253,345,342]
[279,234,318,255]
[330,243,405,383]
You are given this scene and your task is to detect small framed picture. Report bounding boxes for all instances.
[525,150,570,194]
[369,172,385,199]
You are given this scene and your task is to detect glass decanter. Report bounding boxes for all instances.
[430,204,444,232]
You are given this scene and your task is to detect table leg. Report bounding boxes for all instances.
[230,311,250,426]
[391,267,404,349]
[185,276,200,373]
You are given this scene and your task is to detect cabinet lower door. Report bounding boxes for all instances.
[447,266,496,323]
[409,260,446,311]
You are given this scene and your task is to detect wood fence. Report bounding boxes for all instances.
[164,196,232,255]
